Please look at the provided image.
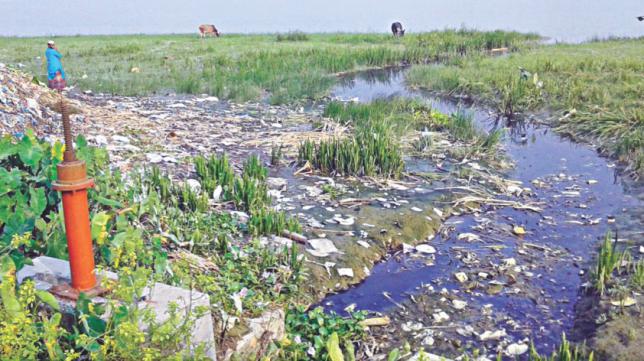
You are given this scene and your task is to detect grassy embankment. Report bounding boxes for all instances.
[0,30,538,104]
[406,38,644,176]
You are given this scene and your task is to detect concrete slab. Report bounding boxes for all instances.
[17,256,216,360]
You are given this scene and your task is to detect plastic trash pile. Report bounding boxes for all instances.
[0,64,64,137]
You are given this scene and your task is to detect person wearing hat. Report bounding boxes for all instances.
[46,40,66,90]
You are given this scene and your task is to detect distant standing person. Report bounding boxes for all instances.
[46,40,66,90]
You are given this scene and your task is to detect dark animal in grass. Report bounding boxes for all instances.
[638,16,644,21]
[199,24,220,38]
[391,22,405,37]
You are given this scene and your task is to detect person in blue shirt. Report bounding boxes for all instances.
[45,40,66,89]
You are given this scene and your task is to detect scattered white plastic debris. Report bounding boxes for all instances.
[454,272,468,283]
[337,268,354,278]
[479,329,507,341]
[416,244,437,254]
[506,343,529,356]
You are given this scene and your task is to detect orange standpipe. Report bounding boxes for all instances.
[51,94,98,292]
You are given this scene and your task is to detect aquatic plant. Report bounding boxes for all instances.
[527,333,593,361]
[194,154,235,199]
[247,208,301,237]
[298,126,404,178]
[630,259,644,289]
[591,233,625,296]
[412,132,433,152]
[242,154,267,181]
[271,144,284,166]
[232,175,270,213]
[446,109,477,142]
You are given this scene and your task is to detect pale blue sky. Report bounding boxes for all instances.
[1,0,643,42]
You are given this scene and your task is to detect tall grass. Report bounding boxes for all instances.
[406,38,644,175]
[0,31,538,103]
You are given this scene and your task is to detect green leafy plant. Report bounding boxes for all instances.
[242,154,268,181]
[271,144,284,166]
[527,333,593,361]
[591,233,625,295]
[248,208,301,236]
[277,306,367,360]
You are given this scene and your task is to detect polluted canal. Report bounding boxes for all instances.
[318,68,642,357]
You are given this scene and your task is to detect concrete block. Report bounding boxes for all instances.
[17,256,216,360]
[228,308,285,359]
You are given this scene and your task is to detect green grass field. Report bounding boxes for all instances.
[0,30,537,103]
[407,38,644,175]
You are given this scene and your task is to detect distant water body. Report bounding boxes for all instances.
[1,0,643,43]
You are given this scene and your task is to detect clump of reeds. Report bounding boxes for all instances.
[591,232,625,295]
[276,31,310,42]
[248,208,301,236]
[526,333,593,361]
[233,175,270,213]
[446,109,477,141]
[298,122,404,178]
[271,144,283,166]
[243,154,267,181]
[194,154,235,199]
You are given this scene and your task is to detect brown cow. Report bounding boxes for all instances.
[199,24,220,38]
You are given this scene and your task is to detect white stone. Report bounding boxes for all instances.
[233,309,284,358]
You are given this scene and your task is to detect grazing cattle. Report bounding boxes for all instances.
[391,22,405,37]
[199,24,220,38]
